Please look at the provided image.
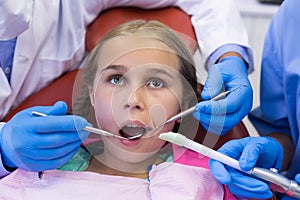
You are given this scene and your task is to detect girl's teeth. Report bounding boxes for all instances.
[126,124,140,128]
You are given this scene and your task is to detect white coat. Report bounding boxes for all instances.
[0,0,251,120]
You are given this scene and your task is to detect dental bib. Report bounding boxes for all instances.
[0,145,238,200]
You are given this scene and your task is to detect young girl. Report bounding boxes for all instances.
[0,20,238,200]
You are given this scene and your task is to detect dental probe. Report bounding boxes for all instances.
[159,132,300,198]
[153,84,245,131]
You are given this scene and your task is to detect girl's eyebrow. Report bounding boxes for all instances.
[101,64,175,79]
[146,68,174,79]
[101,64,126,72]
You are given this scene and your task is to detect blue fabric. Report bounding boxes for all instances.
[0,38,16,82]
[248,0,300,178]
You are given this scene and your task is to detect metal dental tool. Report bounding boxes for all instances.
[31,111,130,140]
[152,84,245,131]
[159,132,300,198]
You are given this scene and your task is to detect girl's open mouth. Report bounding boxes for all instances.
[119,125,146,140]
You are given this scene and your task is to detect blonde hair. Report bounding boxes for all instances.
[73,20,198,117]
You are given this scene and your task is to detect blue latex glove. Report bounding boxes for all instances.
[194,56,253,135]
[209,136,283,199]
[282,174,300,200]
[0,101,91,172]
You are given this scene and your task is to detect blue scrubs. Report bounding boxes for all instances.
[249,0,300,178]
[0,38,16,82]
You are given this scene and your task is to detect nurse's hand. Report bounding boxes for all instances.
[209,136,283,199]
[194,56,252,135]
[282,174,300,200]
[0,101,91,172]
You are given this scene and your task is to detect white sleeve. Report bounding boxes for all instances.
[99,0,176,10]
[173,0,251,62]
[0,0,35,40]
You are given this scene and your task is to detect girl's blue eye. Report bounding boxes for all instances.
[109,75,125,85]
[147,79,164,88]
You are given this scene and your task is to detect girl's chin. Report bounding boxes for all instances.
[102,149,161,167]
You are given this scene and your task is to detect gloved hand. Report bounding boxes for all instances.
[209,136,283,199]
[282,174,300,200]
[0,101,91,172]
[193,56,253,135]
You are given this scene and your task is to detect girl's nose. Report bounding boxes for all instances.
[124,87,145,111]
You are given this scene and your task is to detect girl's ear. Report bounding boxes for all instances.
[88,86,95,106]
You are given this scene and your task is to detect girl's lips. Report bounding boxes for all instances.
[120,137,142,146]
[121,120,146,127]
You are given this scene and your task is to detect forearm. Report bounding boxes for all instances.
[217,52,245,64]
[268,132,294,171]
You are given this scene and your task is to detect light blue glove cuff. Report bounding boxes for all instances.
[207,44,254,73]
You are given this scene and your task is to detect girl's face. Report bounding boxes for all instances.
[90,35,185,164]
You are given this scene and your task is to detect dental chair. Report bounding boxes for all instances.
[3,6,250,150]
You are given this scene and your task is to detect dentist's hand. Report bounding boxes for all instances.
[282,174,300,200]
[0,101,91,172]
[194,56,253,135]
[209,136,283,199]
